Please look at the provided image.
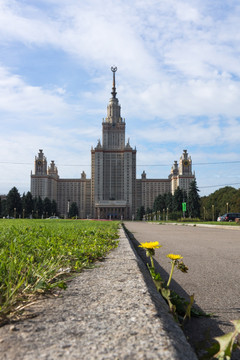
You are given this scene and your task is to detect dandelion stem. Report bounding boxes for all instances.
[150,255,154,269]
[167,261,175,287]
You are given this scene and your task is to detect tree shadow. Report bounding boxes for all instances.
[125,227,240,360]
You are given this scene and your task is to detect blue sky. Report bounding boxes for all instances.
[1,0,240,197]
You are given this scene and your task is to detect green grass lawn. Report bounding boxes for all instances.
[0,219,119,320]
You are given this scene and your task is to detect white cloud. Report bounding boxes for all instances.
[174,1,200,23]
[0,0,240,196]
[0,0,58,44]
[0,66,71,123]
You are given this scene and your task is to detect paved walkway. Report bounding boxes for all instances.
[0,227,197,360]
[124,221,240,359]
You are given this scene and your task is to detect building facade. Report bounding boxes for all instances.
[31,68,195,218]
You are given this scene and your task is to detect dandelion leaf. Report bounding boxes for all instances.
[184,293,195,321]
[232,319,240,333]
[211,320,240,359]
[214,332,235,360]
[147,266,164,291]
[161,288,177,319]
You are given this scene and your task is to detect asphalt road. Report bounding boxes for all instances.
[124,222,240,359]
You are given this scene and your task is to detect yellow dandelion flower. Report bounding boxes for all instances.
[166,254,183,260]
[139,241,162,250]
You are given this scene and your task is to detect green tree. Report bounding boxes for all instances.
[153,192,173,215]
[43,197,52,217]
[69,202,78,217]
[35,196,44,218]
[21,193,26,215]
[22,191,34,218]
[172,187,183,212]
[6,187,22,217]
[1,199,7,217]
[136,206,145,220]
[187,179,201,218]
[51,200,58,216]
[200,186,240,220]
[153,194,165,212]
[164,192,173,212]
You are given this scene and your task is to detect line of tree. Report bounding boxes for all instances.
[2,184,239,221]
[0,187,59,218]
[153,179,200,219]
[137,182,240,221]
[137,179,201,220]
[200,186,240,220]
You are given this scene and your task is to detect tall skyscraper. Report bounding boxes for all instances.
[91,67,136,219]
[31,68,195,218]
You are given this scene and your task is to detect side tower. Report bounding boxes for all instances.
[31,149,59,201]
[34,149,47,175]
[91,67,136,219]
[170,150,195,195]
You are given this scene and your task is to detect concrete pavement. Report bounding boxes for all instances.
[124,221,240,359]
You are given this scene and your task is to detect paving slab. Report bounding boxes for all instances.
[0,227,197,360]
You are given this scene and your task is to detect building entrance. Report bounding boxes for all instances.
[95,203,129,220]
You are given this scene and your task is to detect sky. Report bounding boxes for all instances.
[1,0,240,197]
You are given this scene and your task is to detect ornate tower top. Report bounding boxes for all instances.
[104,66,122,125]
[101,66,125,149]
[34,149,47,175]
[179,150,192,175]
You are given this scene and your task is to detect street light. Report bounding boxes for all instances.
[226,202,229,213]
[67,199,70,218]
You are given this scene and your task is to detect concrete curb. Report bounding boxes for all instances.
[0,226,197,360]
[148,221,240,230]
[121,226,198,360]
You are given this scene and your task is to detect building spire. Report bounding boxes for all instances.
[105,66,122,125]
[111,66,117,98]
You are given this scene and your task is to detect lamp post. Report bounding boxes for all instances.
[226,202,229,213]
[67,199,70,218]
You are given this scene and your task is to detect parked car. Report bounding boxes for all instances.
[220,213,240,222]
[217,216,224,222]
